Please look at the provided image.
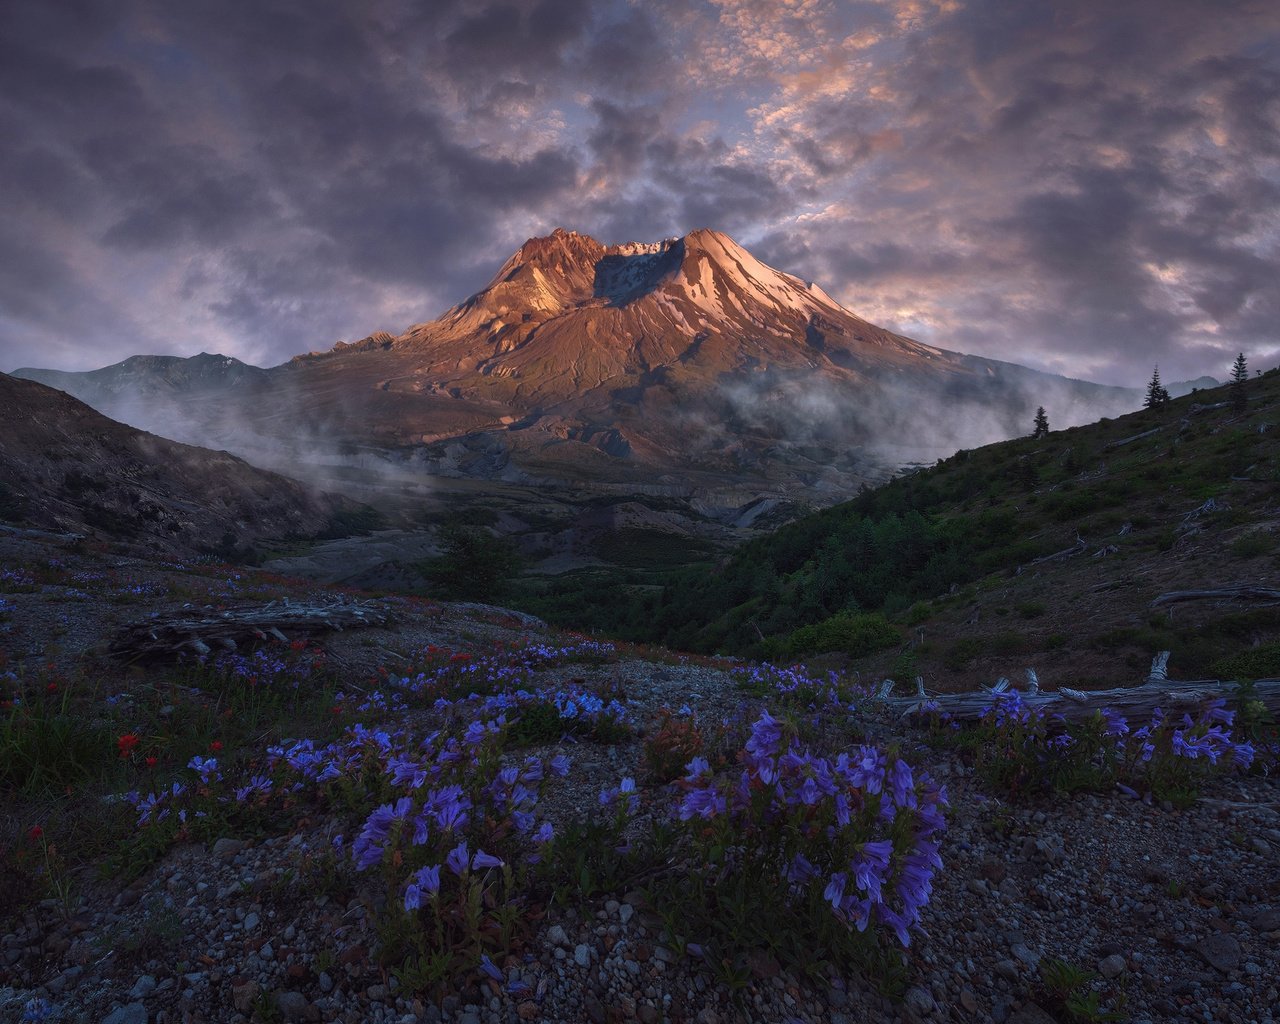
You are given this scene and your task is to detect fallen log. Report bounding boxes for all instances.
[1030,534,1087,565]
[876,660,1280,725]
[108,598,396,663]
[1105,426,1162,449]
[1151,586,1280,608]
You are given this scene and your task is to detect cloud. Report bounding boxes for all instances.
[0,0,1276,386]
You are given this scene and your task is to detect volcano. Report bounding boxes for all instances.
[15,228,1136,514]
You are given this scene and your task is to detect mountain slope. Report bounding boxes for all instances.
[15,228,1138,512]
[517,370,1280,690]
[0,373,368,557]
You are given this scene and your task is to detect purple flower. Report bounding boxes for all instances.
[549,754,571,778]
[446,841,470,877]
[472,849,504,870]
[745,710,785,762]
[403,864,441,910]
[823,871,847,912]
[678,784,725,820]
[684,756,711,781]
[1100,707,1129,737]
[479,954,504,982]
[533,822,555,844]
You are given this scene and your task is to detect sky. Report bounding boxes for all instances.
[1,0,1277,387]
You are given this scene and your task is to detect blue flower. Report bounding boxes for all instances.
[446,841,470,877]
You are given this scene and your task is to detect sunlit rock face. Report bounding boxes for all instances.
[14,228,1137,509]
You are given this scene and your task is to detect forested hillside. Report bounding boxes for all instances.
[517,368,1280,689]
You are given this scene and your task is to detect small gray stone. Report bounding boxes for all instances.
[1249,837,1272,856]
[211,837,245,860]
[618,903,634,925]
[101,1004,148,1024]
[1197,933,1242,972]
[903,986,934,1018]
[1008,1005,1057,1024]
[457,1014,481,1024]
[1098,954,1126,979]
[1251,908,1280,932]
[129,975,157,1000]
[546,924,570,948]
[243,912,261,931]
[574,943,591,967]
[275,990,311,1021]
[994,958,1019,982]
[318,971,333,993]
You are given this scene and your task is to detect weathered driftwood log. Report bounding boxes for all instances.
[1105,426,1162,449]
[108,599,396,662]
[1030,534,1087,565]
[1151,587,1280,608]
[877,658,1280,724]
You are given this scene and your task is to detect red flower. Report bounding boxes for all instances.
[145,756,158,769]
[450,653,471,663]
[290,639,307,651]
[209,740,223,752]
[46,682,58,693]
[117,733,141,758]
[27,825,43,841]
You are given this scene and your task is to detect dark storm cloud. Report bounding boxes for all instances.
[0,0,1276,385]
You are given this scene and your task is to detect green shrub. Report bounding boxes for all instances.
[783,612,900,658]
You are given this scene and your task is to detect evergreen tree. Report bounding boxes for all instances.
[1144,366,1170,408]
[1032,406,1050,438]
[1230,352,1248,412]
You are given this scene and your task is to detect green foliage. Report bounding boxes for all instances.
[779,611,900,658]
[1213,642,1280,681]
[0,677,117,796]
[1144,366,1170,409]
[424,523,522,601]
[1230,352,1248,413]
[1229,532,1275,558]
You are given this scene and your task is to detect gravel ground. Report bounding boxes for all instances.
[1,535,1277,1023]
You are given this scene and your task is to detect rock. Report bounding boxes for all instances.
[130,975,157,1000]
[1008,1004,1057,1024]
[1098,954,1126,979]
[637,1005,659,1024]
[619,903,635,925]
[517,1003,539,1021]
[101,1004,148,1024]
[318,971,333,993]
[960,988,978,1013]
[457,1013,481,1024]
[232,980,259,1015]
[243,911,260,931]
[546,924,570,948]
[574,943,592,967]
[275,990,312,1021]
[1251,908,1280,932]
[1197,933,1242,972]
[903,986,934,1018]
[212,837,245,860]
[366,984,388,1002]
[1248,837,1272,856]
[584,992,606,1023]
[994,959,1019,982]
[1010,942,1039,968]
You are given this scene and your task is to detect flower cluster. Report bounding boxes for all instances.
[675,710,946,946]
